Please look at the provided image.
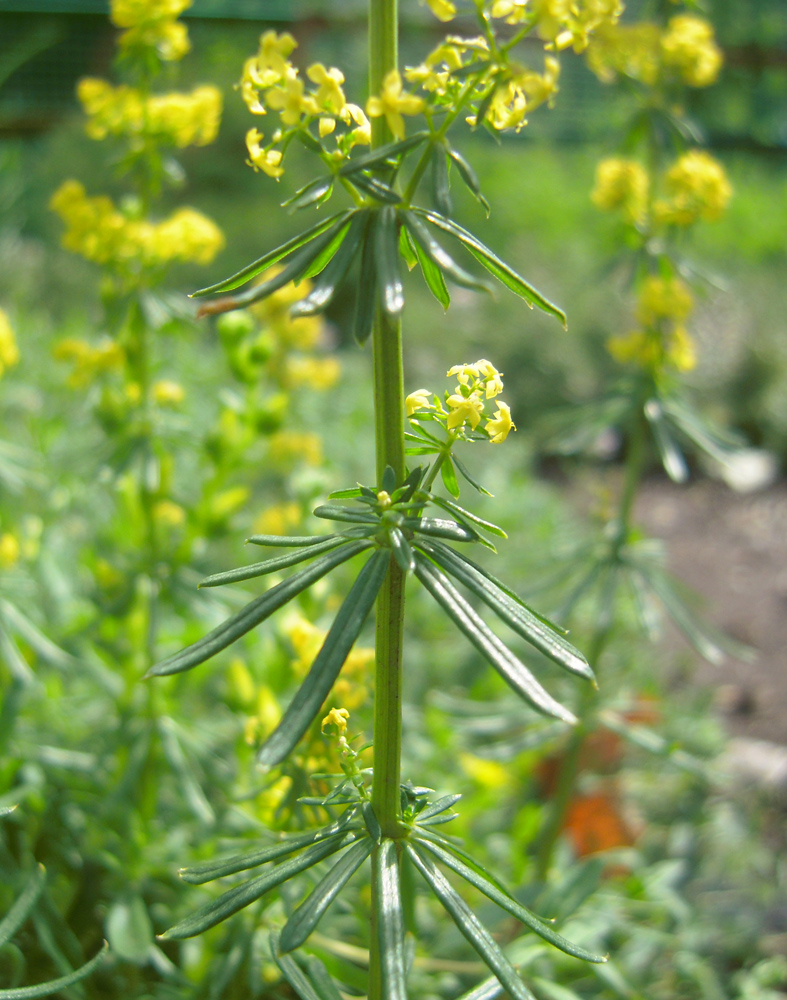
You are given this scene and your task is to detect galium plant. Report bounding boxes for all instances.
[143,2,644,998]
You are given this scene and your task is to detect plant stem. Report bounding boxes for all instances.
[368,0,405,996]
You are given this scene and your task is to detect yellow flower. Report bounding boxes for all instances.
[253,502,301,536]
[256,30,298,86]
[405,388,434,416]
[661,15,722,88]
[446,362,480,385]
[486,400,516,443]
[591,157,649,226]
[667,324,696,372]
[654,150,732,226]
[209,487,250,522]
[319,117,336,137]
[475,359,504,398]
[637,276,693,326]
[268,431,323,467]
[145,86,223,147]
[152,379,185,405]
[266,72,319,127]
[246,128,284,178]
[586,22,662,86]
[0,309,20,376]
[537,0,623,53]
[321,707,350,737]
[110,0,191,61]
[152,207,225,264]
[366,70,425,140]
[340,103,372,146]
[514,56,561,113]
[446,391,485,431]
[486,82,529,132]
[285,356,340,391]
[153,499,186,527]
[491,0,529,25]
[307,63,347,115]
[423,0,456,22]
[0,533,20,569]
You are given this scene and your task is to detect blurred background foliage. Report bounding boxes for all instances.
[0,0,785,998]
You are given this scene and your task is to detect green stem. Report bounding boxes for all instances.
[368,0,405,995]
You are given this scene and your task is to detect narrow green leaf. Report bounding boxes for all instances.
[301,219,354,280]
[388,527,415,574]
[399,222,418,270]
[416,793,462,821]
[427,495,506,538]
[161,836,349,940]
[304,957,344,1000]
[179,812,359,884]
[0,602,71,668]
[273,944,325,1000]
[0,865,45,949]
[159,718,216,825]
[258,550,390,768]
[447,146,490,213]
[382,466,397,493]
[662,397,742,463]
[409,223,451,308]
[414,556,576,724]
[418,540,593,683]
[401,210,491,294]
[644,399,688,483]
[339,131,429,175]
[351,172,401,204]
[376,205,404,317]
[374,840,407,1000]
[456,977,505,1000]
[361,801,382,843]
[146,541,369,678]
[406,845,536,1000]
[0,942,108,1000]
[414,838,605,963]
[403,517,478,543]
[328,487,363,500]
[192,212,351,297]
[200,537,356,588]
[431,145,452,217]
[291,212,367,317]
[280,838,373,953]
[0,624,34,685]
[246,534,338,548]
[313,504,379,525]
[635,569,726,665]
[413,209,566,326]
[282,176,334,213]
[453,454,493,496]
[440,459,461,498]
[354,213,378,346]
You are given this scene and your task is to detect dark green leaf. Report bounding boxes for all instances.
[246,534,339,548]
[411,227,451,308]
[453,454,493,496]
[339,131,429,175]
[192,212,351,297]
[431,145,452,217]
[328,487,363,500]
[274,946,323,1000]
[389,527,415,574]
[427,495,506,538]
[416,793,461,821]
[313,504,379,525]
[0,943,108,999]
[399,222,418,270]
[354,214,378,346]
[414,838,605,963]
[382,466,397,493]
[361,801,382,843]
[0,865,45,949]
[161,837,349,940]
[414,556,576,724]
[291,212,367,317]
[282,176,334,213]
[403,517,478,543]
[180,813,359,884]
[351,172,401,204]
[644,399,688,483]
[376,206,404,317]
[258,550,390,767]
[412,209,566,326]
[440,459,461,498]
[301,218,354,280]
[374,840,407,1000]
[296,129,323,152]
[199,537,357,588]
[280,838,373,953]
[401,210,492,294]
[406,845,535,1000]
[418,540,593,683]
[447,146,490,213]
[146,541,369,678]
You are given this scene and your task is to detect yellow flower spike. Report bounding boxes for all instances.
[460,752,511,791]
[655,151,732,227]
[321,707,350,737]
[366,70,425,141]
[591,157,649,226]
[667,325,697,372]
[486,400,516,444]
[606,329,658,368]
[152,380,185,406]
[307,64,347,115]
[516,56,561,112]
[661,15,722,88]
[423,0,457,22]
[446,391,485,431]
[637,276,693,326]
[152,208,225,265]
[266,73,319,127]
[405,388,434,416]
[0,309,20,376]
[268,430,323,467]
[246,128,284,178]
[586,22,662,86]
[0,533,20,569]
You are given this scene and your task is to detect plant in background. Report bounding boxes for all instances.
[144,2,644,998]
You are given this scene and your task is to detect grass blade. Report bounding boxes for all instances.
[147,541,369,678]
[257,549,390,767]
[0,865,45,949]
[199,537,357,588]
[406,844,536,1000]
[373,840,407,1000]
[280,838,373,953]
[161,837,349,940]
[414,556,576,724]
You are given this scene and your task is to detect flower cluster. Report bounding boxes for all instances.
[406,359,516,444]
[591,157,649,225]
[50,180,225,272]
[607,275,696,373]
[111,0,191,62]
[536,0,624,53]
[78,79,222,149]
[0,308,20,379]
[654,150,733,226]
[53,337,125,389]
[587,14,722,89]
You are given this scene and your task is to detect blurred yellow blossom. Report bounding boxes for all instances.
[637,275,693,326]
[268,431,323,467]
[152,380,185,406]
[153,499,186,527]
[586,22,662,86]
[110,0,191,61]
[0,533,20,569]
[592,157,649,225]
[285,356,340,391]
[0,309,20,377]
[153,207,225,264]
[54,336,125,388]
[537,0,623,53]
[460,752,512,791]
[654,150,732,226]
[492,0,529,25]
[282,613,371,710]
[254,502,301,536]
[366,70,425,140]
[486,401,516,443]
[607,325,696,372]
[661,15,722,88]
[424,0,456,22]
